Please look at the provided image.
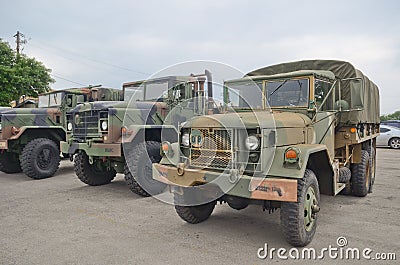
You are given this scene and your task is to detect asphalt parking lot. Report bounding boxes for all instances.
[0,148,399,265]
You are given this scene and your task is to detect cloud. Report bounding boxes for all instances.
[1,0,399,113]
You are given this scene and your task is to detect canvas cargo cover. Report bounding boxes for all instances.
[246,60,380,124]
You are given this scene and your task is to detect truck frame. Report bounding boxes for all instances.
[61,71,216,197]
[152,60,380,247]
[0,86,122,178]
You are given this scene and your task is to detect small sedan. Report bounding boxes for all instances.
[377,125,400,149]
[381,120,400,129]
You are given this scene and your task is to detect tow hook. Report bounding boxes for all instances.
[177,163,185,176]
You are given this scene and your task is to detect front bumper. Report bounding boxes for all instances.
[152,163,298,202]
[60,141,121,157]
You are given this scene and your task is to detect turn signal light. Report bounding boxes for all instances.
[285,149,298,159]
[284,147,300,164]
[162,142,169,152]
[350,127,357,133]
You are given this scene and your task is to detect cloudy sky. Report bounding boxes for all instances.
[1,0,399,114]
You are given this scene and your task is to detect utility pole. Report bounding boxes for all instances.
[13,31,27,55]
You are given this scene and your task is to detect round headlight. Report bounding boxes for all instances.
[182,133,190,147]
[101,120,108,131]
[245,135,259,150]
[67,122,73,131]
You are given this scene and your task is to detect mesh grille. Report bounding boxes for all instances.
[73,110,102,139]
[190,129,232,169]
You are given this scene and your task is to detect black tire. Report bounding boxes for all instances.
[74,152,116,186]
[388,137,400,149]
[0,152,22,173]
[175,198,216,224]
[281,169,320,247]
[124,141,165,197]
[338,167,351,183]
[20,138,60,179]
[350,150,370,197]
[368,147,376,193]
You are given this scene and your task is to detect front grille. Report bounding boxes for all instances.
[72,110,106,139]
[189,128,232,169]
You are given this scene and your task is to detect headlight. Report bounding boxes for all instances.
[245,135,259,150]
[67,122,73,131]
[101,120,108,131]
[182,133,190,147]
[0,123,2,131]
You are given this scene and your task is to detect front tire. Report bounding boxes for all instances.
[389,137,400,149]
[124,141,165,197]
[0,151,22,173]
[175,194,216,224]
[21,138,60,179]
[281,169,320,247]
[74,152,116,186]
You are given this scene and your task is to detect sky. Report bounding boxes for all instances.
[0,0,399,114]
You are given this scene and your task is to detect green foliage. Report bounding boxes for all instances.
[380,110,400,121]
[0,39,54,106]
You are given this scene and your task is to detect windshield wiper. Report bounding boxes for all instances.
[269,80,288,97]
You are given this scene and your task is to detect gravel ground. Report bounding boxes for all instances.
[0,148,399,265]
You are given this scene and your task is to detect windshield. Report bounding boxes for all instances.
[266,78,309,107]
[124,86,144,102]
[38,92,64,107]
[145,81,170,100]
[225,81,263,109]
[123,81,170,102]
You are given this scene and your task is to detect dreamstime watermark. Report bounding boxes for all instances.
[257,236,397,261]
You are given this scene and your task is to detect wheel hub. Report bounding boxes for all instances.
[304,186,319,232]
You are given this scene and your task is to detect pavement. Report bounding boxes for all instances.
[0,148,399,265]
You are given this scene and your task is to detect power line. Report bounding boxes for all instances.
[50,73,87,86]
[30,39,151,76]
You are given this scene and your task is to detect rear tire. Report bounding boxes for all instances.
[74,152,116,186]
[281,169,320,247]
[0,151,22,173]
[124,141,165,197]
[21,138,60,179]
[350,150,370,197]
[368,148,376,193]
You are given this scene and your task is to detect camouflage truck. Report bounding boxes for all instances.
[0,86,122,178]
[60,71,216,196]
[153,60,380,247]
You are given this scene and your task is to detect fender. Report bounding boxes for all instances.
[8,126,66,141]
[267,144,334,195]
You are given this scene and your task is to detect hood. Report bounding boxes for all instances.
[70,100,167,113]
[183,110,311,129]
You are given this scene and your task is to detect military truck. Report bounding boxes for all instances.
[61,71,216,196]
[0,86,122,178]
[152,60,380,247]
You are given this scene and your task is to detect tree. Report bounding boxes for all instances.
[380,110,400,121]
[0,39,54,106]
